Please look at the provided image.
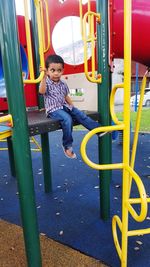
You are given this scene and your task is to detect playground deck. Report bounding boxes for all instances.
[0,130,149,267]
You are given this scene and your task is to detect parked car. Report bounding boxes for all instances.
[130,91,150,107]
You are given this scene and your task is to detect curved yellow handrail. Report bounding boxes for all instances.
[112,165,148,261]
[79,0,91,41]
[23,0,45,84]
[112,215,122,260]
[40,0,50,53]
[126,166,147,222]
[80,123,125,170]
[23,0,35,80]
[80,1,149,266]
[83,10,101,83]
[128,71,149,194]
[79,0,83,37]
[110,83,124,125]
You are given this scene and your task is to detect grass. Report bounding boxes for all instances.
[116,108,150,132]
[74,108,150,132]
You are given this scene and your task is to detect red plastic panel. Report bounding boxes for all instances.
[110,0,150,66]
[45,0,96,75]
[0,16,38,111]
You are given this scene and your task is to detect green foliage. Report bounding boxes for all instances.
[71,92,84,96]
[116,108,150,132]
[74,108,150,132]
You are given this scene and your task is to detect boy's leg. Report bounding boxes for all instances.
[70,107,100,130]
[48,109,73,149]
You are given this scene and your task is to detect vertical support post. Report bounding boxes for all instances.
[96,0,112,220]
[121,0,132,265]
[134,63,139,111]
[0,1,42,266]
[41,133,52,192]
[30,0,52,192]
[7,137,16,177]
[30,0,44,109]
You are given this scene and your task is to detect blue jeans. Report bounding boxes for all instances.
[48,106,100,149]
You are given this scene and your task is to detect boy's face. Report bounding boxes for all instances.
[47,63,64,82]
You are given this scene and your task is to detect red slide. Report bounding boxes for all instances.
[110,0,150,67]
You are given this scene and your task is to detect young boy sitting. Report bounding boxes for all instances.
[39,54,100,159]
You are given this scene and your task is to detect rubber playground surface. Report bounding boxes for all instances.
[0,130,150,267]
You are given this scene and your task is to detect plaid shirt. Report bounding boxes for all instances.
[43,77,70,115]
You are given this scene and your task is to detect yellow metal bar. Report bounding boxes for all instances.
[24,72,45,84]
[110,83,124,125]
[127,72,147,196]
[83,11,101,83]
[23,0,45,84]
[34,0,45,73]
[0,114,13,140]
[0,139,8,150]
[44,0,50,52]
[40,0,50,53]
[0,131,12,140]
[40,0,45,50]
[79,0,83,37]
[127,227,150,237]
[87,0,91,13]
[91,14,95,77]
[80,124,125,170]
[125,166,147,222]
[129,72,147,174]
[112,215,122,260]
[120,0,132,266]
[87,0,91,32]
[23,0,35,80]
[129,197,150,204]
[30,136,42,152]
[80,1,149,266]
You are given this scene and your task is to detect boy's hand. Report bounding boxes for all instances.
[39,66,47,78]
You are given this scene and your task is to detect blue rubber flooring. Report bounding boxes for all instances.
[0,131,150,267]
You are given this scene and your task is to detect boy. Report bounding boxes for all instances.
[39,54,100,159]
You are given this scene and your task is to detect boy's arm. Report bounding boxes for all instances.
[39,67,47,94]
[65,94,74,106]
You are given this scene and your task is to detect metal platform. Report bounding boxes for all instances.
[27,109,100,136]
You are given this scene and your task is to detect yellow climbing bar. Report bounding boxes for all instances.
[79,0,101,83]
[23,0,45,84]
[110,83,124,125]
[80,123,125,170]
[130,72,148,170]
[83,11,101,83]
[81,1,149,266]
[40,0,50,53]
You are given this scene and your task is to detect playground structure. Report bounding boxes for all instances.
[0,0,150,267]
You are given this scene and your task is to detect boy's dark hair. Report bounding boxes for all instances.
[45,54,64,69]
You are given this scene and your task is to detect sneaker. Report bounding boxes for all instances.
[62,146,77,159]
[97,131,112,137]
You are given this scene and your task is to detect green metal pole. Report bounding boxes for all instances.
[7,137,16,177]
[96,0,112,220]
[41,133,52,192]
[0,1,42,266]
[30,0,52,192]
[30,0,44,109]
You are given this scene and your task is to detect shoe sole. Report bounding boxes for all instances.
[62,146,77,159]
